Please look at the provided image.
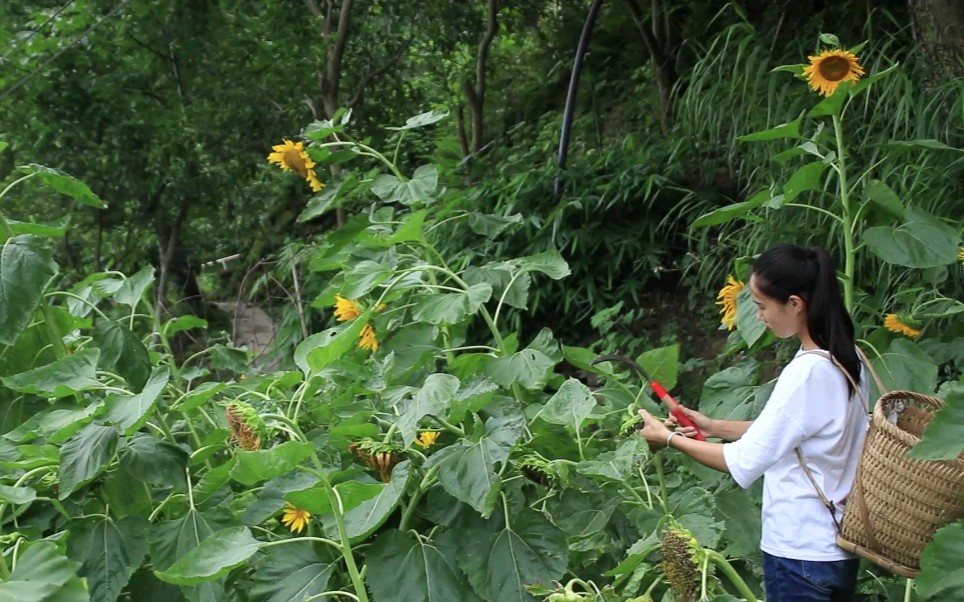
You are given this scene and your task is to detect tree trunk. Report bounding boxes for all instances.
[464,0,499,154]
[626,0,679,133]
[155,196,191,329]
[908,0,964,85]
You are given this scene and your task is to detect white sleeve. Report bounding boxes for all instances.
[721,360,835,488]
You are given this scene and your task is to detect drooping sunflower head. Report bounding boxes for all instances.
[715,275,744,330]
[358,323,378,352]
[349,439,403,482]
[267,139,324,192]
[802,49,865,97]
[281,503,311,534]
[225,401,264,451]
[884,313,921,339]
[958,247,963,263]
[333,294,363,321]
[660,524,705,602]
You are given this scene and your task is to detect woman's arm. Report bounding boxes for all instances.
[709,420,753,442]
[668,436,729,473]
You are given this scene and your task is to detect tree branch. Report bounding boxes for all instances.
[347,37,413,108]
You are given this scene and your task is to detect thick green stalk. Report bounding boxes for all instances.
[832,114,855,312]
[0,173,37,240]
[314,469,369,602]
[707,549,757,602]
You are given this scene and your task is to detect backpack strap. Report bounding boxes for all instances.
[792,347,877,534]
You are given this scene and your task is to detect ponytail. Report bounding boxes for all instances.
[752,244,861,395]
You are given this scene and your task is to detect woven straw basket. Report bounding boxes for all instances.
[835,390,964,578]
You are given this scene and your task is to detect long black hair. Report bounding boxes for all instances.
[752,243,861,395]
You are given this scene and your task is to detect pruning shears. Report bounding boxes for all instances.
[591,354,707,441]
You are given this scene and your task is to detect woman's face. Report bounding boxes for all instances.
[749,274,805,339]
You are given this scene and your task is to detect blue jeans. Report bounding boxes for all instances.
[763,552,859,601]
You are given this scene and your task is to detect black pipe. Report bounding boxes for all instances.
[553,0,606,199]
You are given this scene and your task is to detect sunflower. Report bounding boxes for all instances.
[415,431,439,447]
[225,402,262,451]
[267,139,324,192]
[884,313,921,339]
[715,275,744,330]
[802,49,865,97]
[333,294,362,321]
[280,503,310,534]
[358,323,378,352]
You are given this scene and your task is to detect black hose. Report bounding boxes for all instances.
[553,0,606,199]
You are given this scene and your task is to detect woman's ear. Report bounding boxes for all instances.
[788,295,806,314]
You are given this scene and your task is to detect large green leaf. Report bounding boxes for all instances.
[458,509,568,602]
[386,110,448,130]
[873,338,937,398]
[426,414,523,516]
[1,349,100,398]
[916,521,964,600]
[0,484,37,504]
[782,161,828,203]
[230,441,314,486]
[862,179,904,220]
[285,480,382,515]
[735,286,766,347]
[909,380,964,460]
[464,264,530,310]
[154,527,263,586]
[58,424,119,499]
[403,164,439,205]
[510,250,570,280]
[698,361,760,421]
[0,541,87,602]
[576,438,648,481]
[149,507,230,602]
[67,515,148,602]
[692,188,774,228]
[0,235,57,345]
[540,378,596,431]
[636,344,680,391]
[111,266,154,308]
[483,349,555,390]
[117,433,188,489]
[336,460,412,541]
[340,261,391,298]
[397,373,460,445]
[102,367,170,435]
[545,489,618,539]
[736,117,802,142]
[92,320,151,392]
[21,163,106,208]
[367,530,478,602]
[863,207,960,268]
[293,314,369,377]
[411,283,492,326]
[249,542,333,602]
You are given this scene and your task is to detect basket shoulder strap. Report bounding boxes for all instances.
[795,448,842,532]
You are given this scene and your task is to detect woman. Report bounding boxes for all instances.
[636,244,869,602]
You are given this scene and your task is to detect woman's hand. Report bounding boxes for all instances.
[636,409,672,447]
[664,406,714,439]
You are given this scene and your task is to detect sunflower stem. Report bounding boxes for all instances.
[832,114,855,313]
[0,174,37,240]
[707,549,757,602]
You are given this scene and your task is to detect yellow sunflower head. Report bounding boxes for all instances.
[802,49,865,97]
[415,431,439,447]
[883,313,921,339]
[280,503,310,534]
[333,294,362,321]
[715,275,744,330]
[358,323,378,352]
[267,139,324,191]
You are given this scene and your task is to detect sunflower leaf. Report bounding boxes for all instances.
[0,234,58,345]
[386,110,448,131]
[771,63,805,76]
[154,527,263,586]
[367,530,482,602]
[20,163,106,208]
[818,33,840,47]
[736,117,802,142]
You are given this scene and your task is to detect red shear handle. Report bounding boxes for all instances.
[649,381,707,441]
[670,407,707,441]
